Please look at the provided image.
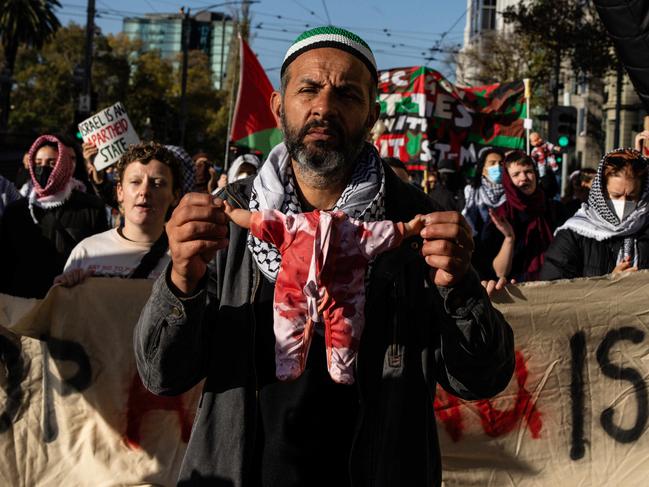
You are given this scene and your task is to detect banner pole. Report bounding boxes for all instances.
[524,78,531,154]
[224,32,243,172]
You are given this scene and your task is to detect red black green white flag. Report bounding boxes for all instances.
[230,36,283,157]
[374,66,526,172]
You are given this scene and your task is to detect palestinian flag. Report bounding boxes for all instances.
[230,36,283,157]
[374,66,526,172]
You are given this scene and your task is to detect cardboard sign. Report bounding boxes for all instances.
[78,102,140,171]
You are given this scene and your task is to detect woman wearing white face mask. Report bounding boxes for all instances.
[462,148,506,279]
[540,148,649,280]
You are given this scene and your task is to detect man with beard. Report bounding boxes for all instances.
[134,26,514,487]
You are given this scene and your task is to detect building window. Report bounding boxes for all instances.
[481,0,497,31]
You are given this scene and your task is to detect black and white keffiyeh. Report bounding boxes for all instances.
[555,148,649,265]
[464,177,505,211]
[247,142,386,282]
[462,177,505,235]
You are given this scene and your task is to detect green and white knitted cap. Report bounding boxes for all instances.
[281,26,378,81]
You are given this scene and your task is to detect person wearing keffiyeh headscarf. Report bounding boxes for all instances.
[540,148,649,280]
[0,134,108,298]
[462,147,506,279]
[133,25,514,487]
[485,150,562,282]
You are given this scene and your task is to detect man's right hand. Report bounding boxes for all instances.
[167,193,230,295]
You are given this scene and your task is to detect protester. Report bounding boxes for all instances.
[82,141,117,206]
[167,145,195,197]
[562,168,596,218]
[226,153,261,182]
[486,150,560,282]
[540,148,649,280]
[133,26,514,487]
[54,142,181,286]
[436,159,466,210]
[0,134,107,298]
[423,166,456,210]
[462,147,506,279]
[57,133,94,194]
[192,151,219,193]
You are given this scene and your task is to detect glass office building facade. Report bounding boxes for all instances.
[123,12,234,90]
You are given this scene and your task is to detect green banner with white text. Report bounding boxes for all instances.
[374,67,526,172]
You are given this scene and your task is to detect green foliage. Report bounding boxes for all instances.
[6,24,229,157]
[502,0,617,79]
[0,0,62,127]
[0,0,61,67]
[455,30,554,113]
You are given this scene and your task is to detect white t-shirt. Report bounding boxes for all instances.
[64,228,169,279]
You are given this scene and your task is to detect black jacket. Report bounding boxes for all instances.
[540,225,649,280]
[0,189,108,297]
[133,165,515,487]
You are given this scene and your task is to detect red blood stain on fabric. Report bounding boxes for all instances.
[124,374,194,449]
[433,351,542,441]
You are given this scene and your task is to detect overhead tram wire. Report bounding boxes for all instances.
[252,25,460,61]
[290,0,327,23]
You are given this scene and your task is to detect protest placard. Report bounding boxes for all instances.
[78,102,140,171]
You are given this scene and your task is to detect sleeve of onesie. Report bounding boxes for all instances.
[355,219,407,260]
[249,209,300,252]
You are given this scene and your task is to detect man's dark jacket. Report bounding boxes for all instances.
[133,164,515,487]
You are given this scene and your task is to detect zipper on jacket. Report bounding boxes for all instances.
[388,280,403,367]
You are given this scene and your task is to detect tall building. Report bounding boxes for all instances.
[459,0,649,166]
[123,11,234,90]
[458,0,605,168]
[603,71,647,153]
[457,0,519,85]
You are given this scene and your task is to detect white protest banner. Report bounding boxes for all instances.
[438,271,649,487]
[0,279,200,487]
[78,102,140,170]
[3,272,649,486]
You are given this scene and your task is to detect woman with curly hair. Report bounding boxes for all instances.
[55,142,182,285]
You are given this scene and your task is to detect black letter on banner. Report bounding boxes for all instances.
[0,335,26,433]
[40,336,92,442]
[45,336,92,394]
[570,331,587,460]
[596,327,648,443]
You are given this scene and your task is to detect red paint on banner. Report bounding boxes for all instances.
[476,351,543,438]
[434,351,543,441]
[434,388,464,442]
[124,374,194,449]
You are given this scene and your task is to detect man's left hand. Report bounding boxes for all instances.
[419,211,474,287]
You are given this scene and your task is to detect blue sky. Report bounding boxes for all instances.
[56,0,467,87]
